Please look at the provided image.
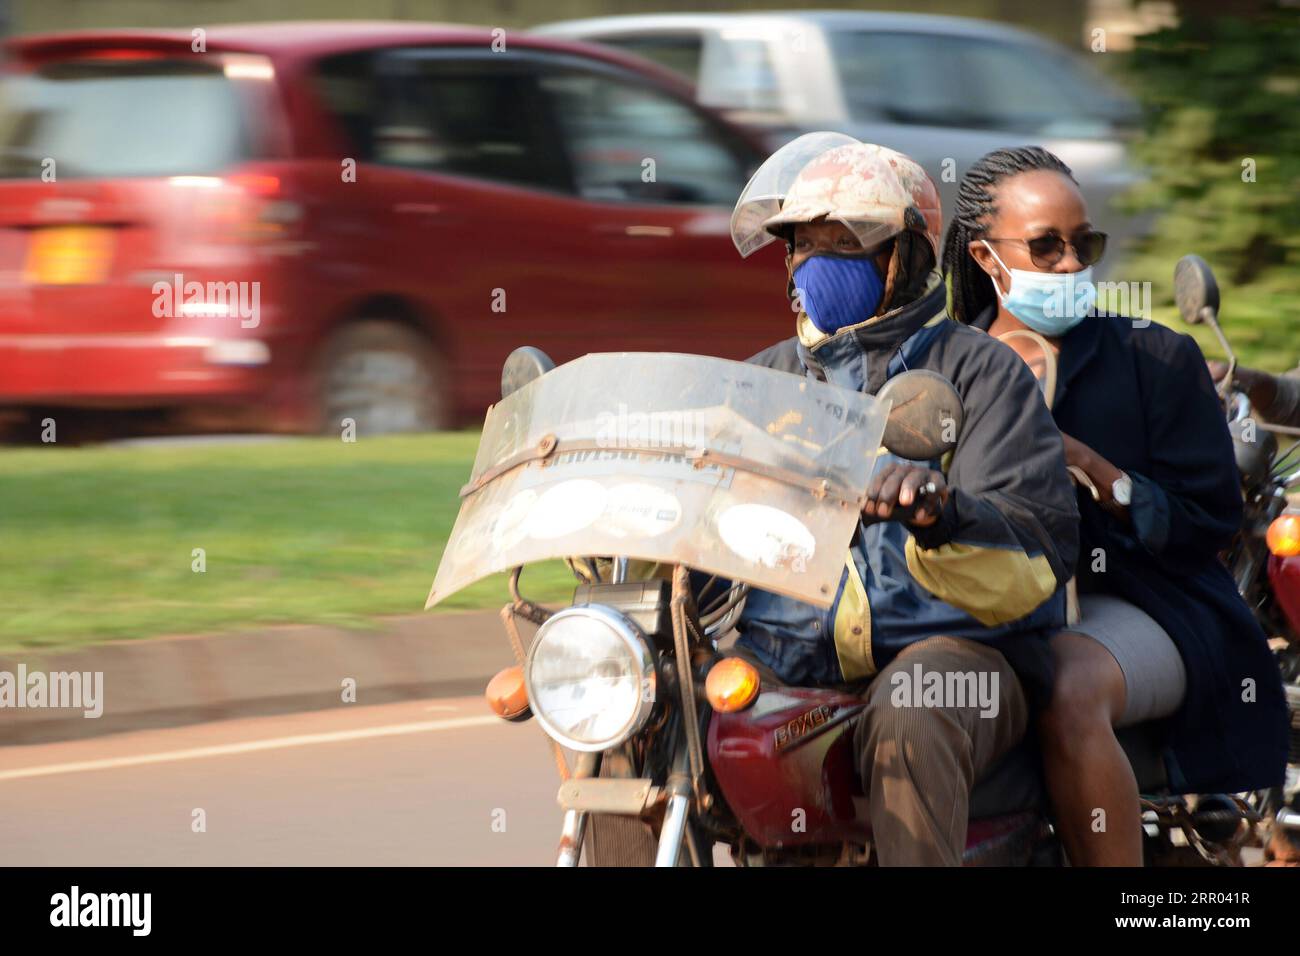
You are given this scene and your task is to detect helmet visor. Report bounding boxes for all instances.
[729,131,860,258]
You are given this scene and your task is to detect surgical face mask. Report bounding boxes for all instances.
[792,254,885,335]
[981,240,1096,337]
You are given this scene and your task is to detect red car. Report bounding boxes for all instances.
[0,22,786,436]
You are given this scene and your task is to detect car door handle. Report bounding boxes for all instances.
[392,203,446,216]
[593,224,675,238]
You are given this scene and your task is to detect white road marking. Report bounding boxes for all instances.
[0,715,503,782]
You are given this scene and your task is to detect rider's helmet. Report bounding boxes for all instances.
[730,132,943,264]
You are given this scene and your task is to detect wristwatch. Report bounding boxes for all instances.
[1111,473,1133,507]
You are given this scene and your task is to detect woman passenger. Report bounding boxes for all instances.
[942,146,1288,865]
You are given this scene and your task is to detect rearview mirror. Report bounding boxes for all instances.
[501,346,555,401]
[1174,254,1220,326]
[1173,255,1236,394]
[876,370,964,461]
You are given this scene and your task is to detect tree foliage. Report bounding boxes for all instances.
[1122,4,1300,368]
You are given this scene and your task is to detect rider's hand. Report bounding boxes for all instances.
[863,463,949,527]
[1208,360,1280,415]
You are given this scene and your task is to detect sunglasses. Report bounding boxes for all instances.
[984,230,1108,269]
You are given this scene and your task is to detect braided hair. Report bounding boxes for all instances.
[941,146,1077,325]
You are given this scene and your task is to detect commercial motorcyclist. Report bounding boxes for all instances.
[729,135,1080,865]
[943,145,1289,866]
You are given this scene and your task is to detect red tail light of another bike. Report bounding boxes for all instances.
[1267,514,1300,557]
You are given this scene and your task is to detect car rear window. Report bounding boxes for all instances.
[0,59,248,179]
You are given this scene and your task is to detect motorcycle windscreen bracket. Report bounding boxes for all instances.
[426,352,890,609]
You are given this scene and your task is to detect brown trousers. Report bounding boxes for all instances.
[731,635,1027,866]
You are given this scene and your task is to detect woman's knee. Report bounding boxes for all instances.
[1039,631,1126,743]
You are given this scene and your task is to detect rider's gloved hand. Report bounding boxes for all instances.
[862,463,949,527]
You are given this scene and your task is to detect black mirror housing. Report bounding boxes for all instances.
[500,346,556,401]
[1174,254,1221,326]
[876,369,964,461]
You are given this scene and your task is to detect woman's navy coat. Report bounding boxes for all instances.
[977,309,1289,794]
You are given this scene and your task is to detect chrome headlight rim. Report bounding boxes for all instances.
[524,603,656,753]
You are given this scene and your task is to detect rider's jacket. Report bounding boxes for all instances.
[738,272,1080,696]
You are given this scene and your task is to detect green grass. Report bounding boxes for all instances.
[0,433,576,653]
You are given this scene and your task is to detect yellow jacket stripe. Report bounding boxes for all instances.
[904,538,1059,627]
[832,551,875,680]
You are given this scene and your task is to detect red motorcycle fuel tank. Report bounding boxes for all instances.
[708,687,870,847]
[1269,554,1300,638]
[708,685,1049,860]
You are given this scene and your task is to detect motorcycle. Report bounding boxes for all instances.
[1174,254,1300,863]
[428,310,1288,866]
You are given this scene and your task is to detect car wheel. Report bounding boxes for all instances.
[317,320,447,436]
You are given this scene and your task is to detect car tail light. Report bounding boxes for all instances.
[171,172,300,242]
[228,173,281,198]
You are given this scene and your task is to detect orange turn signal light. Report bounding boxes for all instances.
[705,658,761,713]
[486,665,531,721]
[1267,513,1300,557]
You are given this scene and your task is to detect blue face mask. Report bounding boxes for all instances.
[792,254,885,335]
[981,241,1095,337]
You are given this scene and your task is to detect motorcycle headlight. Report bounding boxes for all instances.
[524,605,656,752]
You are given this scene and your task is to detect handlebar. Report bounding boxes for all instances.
[860,483,944,527]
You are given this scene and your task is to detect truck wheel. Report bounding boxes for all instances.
[317,320,447,436]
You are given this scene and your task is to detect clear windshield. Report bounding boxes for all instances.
[427,352,889,609]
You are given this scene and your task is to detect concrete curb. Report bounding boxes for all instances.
[0,610,517,746]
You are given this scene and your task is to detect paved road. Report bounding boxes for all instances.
[0,697,573,866]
